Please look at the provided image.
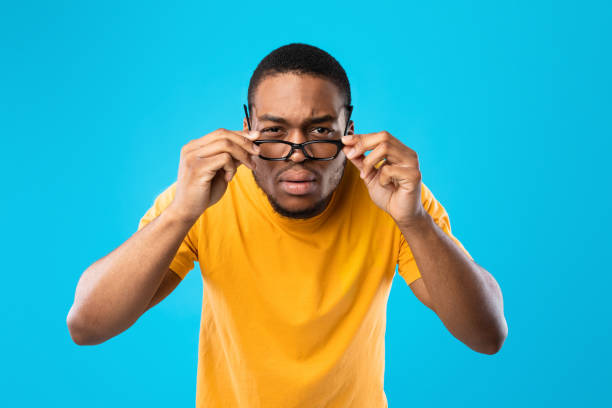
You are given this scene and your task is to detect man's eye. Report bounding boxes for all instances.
[312,127,333,135]
[262,127,282,133]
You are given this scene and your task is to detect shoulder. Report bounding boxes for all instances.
[146,181,178,207]
[137,181,179,230]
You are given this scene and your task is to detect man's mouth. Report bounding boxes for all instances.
[279,180,317,195]
[279,170,317,195]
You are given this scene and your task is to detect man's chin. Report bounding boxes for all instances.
[268,194,330,220]
[252,169,335,220]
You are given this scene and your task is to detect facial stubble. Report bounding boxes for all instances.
[251,156,347,220]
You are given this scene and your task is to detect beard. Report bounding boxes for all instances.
[252,156,347,220]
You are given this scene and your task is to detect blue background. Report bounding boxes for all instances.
[1,1,610,406]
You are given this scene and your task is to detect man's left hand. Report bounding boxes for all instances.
[341,131,428,229]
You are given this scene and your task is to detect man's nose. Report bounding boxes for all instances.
[287,130,308,162]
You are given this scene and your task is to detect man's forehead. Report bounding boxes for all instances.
[257,111,338,126]
[252,73,344,119]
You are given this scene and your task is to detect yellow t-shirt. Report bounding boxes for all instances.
[138,159,472,407]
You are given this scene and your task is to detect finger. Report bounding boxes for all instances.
[343,145,386,180]
[340,135,358,158]
[231,128,260,141]
[244,129,261,141]
[216,129,261,155]
[204,131,259,163]
[360,158,388,180]
[340,134,358,145]
[379,164,420,190]
[221,138,258,170]
[187,128,260,156]
[360,142,393,179]
[221,154,236,182]
[343,131,395,159]
[227,158,241,181]
[201,152,237,182]
[192,138,256,170]
[225,157,242,182]
[345,149,365,174]
[378,163,397,187]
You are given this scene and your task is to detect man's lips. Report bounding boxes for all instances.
[279,180,317,195]
[277,169,318,195]
[279,170,316,182]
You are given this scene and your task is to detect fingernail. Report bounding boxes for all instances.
[247,130,258,140]
[342,135,354,142]
[347,148,355,158]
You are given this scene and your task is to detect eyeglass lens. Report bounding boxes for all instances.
[258,142,338,159]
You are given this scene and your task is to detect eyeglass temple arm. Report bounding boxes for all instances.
[243,104,252,131]
[344,105,353,136]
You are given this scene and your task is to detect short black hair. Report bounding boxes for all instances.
[247,43,351,114]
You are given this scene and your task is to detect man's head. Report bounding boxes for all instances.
[244,43,354,219]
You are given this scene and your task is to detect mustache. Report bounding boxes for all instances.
[276,163,319,180]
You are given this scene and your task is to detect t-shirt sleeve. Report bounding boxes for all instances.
[137,182,198,280]
[397,181,473,285]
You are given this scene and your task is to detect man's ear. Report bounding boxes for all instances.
[347,120,355,135]
[243,117,249,132]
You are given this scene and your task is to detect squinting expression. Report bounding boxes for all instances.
[244,72,354,219]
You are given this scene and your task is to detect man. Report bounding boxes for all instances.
[67,43,507,407]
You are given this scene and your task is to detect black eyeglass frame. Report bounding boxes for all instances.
[243,103,354,161]
[252,139,345,161]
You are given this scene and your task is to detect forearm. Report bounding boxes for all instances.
[400,216,507,354]
[67,205,194,345]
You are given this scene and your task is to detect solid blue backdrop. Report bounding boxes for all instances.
[1,1,610,406]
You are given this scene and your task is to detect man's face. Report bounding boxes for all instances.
[244,72,353,219]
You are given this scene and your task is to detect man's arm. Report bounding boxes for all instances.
[145,269,182,311]
[402,216,507,355]
[408,278,435,311]
[66,206,194,346]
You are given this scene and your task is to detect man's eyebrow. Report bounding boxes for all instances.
[258,114,337,126]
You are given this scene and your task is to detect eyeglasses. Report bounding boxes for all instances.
[252,139,345,161]
[243,103,354,161]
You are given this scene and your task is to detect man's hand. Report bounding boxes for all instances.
[169,128,261,223]
[341,131,427,229]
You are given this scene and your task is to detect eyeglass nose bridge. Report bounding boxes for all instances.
[285,141,314,161]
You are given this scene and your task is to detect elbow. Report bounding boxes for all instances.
[480,337,505,355]
[478,319,508,355]
[66,306,108,346]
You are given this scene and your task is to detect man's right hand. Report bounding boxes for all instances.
[169,128,260,223]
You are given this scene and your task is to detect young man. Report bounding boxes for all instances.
[67,43,507,407]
